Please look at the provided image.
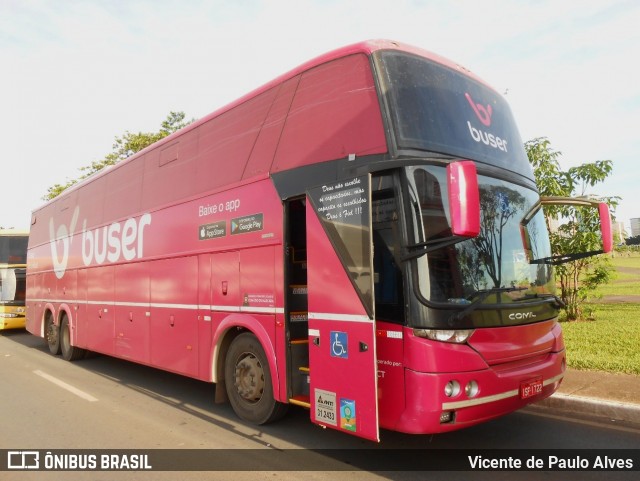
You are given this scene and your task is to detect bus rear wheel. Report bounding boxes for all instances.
[45,314,60,355]
[60,315,86,361]
[224,332,288,425]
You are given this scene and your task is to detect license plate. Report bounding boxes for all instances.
[520,377,543,399]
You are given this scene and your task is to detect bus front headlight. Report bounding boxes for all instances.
[413,329,473,343]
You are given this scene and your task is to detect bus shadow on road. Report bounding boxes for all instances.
[5,328,345,449]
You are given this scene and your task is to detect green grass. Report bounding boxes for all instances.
[592,277,640,297]
[590,255,640,298]
[610,255,640,269]
[561,303,640,375]
[561,255,640,375]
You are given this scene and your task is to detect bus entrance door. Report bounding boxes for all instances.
[305,176,379,441]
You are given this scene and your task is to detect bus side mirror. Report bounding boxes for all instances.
[598,202,613,253]
[447,161,480,238]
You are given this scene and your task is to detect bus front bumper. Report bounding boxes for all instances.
[391,351,565,434]
[0,314,26,330]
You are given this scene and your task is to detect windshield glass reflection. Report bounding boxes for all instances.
[407,165,554,304]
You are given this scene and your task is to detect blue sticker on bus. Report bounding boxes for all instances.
[340,398,356,432]
[330,331,348,359]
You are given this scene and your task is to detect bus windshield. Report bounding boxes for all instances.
[376,50,531,180]
[406,165,555,308]
[0,235,28,265]
[0,234,28,304]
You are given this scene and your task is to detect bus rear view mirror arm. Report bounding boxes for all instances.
[520,196,613,265]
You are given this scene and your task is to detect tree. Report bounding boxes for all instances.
[43,111,192,201]
[626,235,640,246]
[525,137,618,321]
[473,186,526,288]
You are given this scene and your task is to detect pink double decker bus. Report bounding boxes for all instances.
[26,40,612,441]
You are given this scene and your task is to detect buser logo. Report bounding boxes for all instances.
[49,206,79,279]
[465,92,509,153]
[465,92,492,127]
[49,207,152,278]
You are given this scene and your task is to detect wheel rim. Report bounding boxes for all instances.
[233,352,265,404]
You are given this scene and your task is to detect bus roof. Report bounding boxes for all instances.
[33,40,485,215]
[142,39,483,157]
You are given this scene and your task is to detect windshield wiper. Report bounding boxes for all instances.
[517,292,565,309]
[402,236,466,261]
[447,286,528,324]
[529,251,605,265]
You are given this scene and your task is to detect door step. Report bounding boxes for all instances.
[288,395,310,408]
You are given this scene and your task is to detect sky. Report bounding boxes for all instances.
[2,0,639,233]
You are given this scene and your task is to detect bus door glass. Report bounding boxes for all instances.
[305,175,379,441]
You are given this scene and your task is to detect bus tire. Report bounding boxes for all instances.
[45,314,61,355]
[60,315,86,362]
[224,332,288,425]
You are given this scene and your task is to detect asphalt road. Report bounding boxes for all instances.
[1,329,638,481]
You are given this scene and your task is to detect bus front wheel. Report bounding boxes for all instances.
[224,332,288,425]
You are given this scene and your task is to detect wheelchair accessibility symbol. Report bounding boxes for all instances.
[330,331,348,359]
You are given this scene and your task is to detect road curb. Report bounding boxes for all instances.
[533,393,640,425]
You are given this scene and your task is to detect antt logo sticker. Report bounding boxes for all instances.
[465,92,492,127]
